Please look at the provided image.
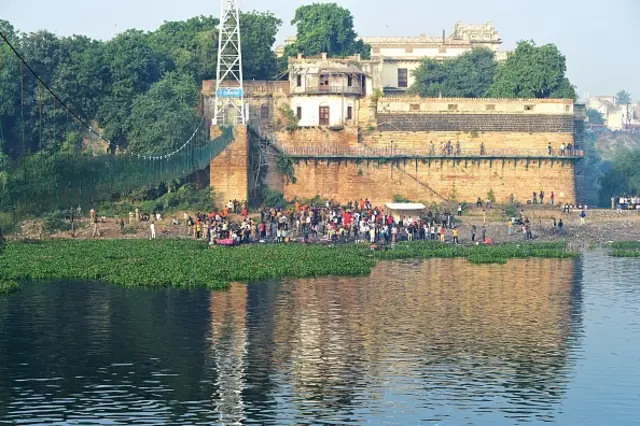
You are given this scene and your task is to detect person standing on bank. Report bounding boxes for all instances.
[150,220,156,239]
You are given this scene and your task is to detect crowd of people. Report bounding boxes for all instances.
[612,195,640,211]
[181,199,476,247]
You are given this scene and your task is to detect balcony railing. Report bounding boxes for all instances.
[291,86,364,95]
[279,145,585,159]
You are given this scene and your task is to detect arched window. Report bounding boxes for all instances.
[260,104,269,119]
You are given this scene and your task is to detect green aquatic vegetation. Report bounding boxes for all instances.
[0,240,577,291]
[611,250,640,258]
[610,241,640,250]
[0,280,20,294]
[609,241,640,257]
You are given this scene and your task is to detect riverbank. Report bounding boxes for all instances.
[0,240,576,292]
[8,207,640,247]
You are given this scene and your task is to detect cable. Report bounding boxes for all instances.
[0,30,209,160]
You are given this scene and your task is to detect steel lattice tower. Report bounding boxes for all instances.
[214,0,245,125]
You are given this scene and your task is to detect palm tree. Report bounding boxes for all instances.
[616,90,632,105]
[615,90,632,129]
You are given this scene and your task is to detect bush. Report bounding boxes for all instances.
[263,188,285,208]
[505,203,518,218]
[43,212,72,232]
[0,212,16,235]
[393,194,412,203]
[139,185,215,213]
[487,189,496,204]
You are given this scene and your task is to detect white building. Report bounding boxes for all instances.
[587,96,639,130]
[277,22,507,95]
[288,53,369,128]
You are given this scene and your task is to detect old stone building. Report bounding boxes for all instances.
[202,53,584,207]
[277,22,507,94]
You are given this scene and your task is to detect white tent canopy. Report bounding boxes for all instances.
[384,203,426,211]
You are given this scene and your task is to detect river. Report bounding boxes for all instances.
[0,252,639,425]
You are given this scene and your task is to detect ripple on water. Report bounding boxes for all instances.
[0,254,639,424]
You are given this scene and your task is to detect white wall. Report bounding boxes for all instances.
[380,61,420,89]
[378,99,574,114]
[290,96,356,127]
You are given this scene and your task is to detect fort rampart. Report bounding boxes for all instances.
[202,80,583,206]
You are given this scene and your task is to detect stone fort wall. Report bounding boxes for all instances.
[203,84,582,205]
[281,159,576,206]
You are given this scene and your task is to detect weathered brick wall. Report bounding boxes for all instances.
[201,80,290,131]
[209,125,249,206]
[377,113,574,132]
[280,159,576,206]
[357,98,377,128]
[275,127,359,149]
[263,145,284,193]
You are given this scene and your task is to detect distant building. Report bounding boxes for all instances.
[587,96,639,130]
[276,22,508,95]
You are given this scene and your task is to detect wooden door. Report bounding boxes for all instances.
[319,106,330,126]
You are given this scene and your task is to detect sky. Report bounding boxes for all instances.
[3,0,639,101]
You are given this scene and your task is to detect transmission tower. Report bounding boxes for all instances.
[214,0,245,126]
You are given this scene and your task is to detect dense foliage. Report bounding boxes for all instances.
[409,48,497,98]
[0,13,281,159]
[283,3,370,59]
[0,240,577,292]
[587,109,605,125]
[410,41,576,100]
[599,150,640,201]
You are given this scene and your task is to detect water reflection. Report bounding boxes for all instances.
[0,257,592,425]
[246,258,580,424]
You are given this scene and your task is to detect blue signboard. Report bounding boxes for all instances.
[216,87,243,98]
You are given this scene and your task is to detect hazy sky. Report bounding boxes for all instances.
[4,0,639,100]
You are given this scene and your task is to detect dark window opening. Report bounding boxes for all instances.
[296,75,302,87]
[296,106,302,120]
[347,106,353,120]
[398,68,408,88]
[260,104,269,119]
[347,75,353,87]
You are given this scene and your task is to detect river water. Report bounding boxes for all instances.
[0,252,639,425]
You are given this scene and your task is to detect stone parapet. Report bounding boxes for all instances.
[377,113,574,133]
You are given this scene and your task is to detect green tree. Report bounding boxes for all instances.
[616,90,631,105]
[148,16,219,82]
[284,3,370,59]
[53,35,109,120]
[616,90,632,129]
[586,108,605,125]
[240,11,282,80]
[0,20,22,158]
[599,150,640,201]
[126,72,200,154]
[97,30,161,148]
[489,41,576,100]
[409,48,497,98]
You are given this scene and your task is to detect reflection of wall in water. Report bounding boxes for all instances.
[209,285,248,425]
[269,258,577,406]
